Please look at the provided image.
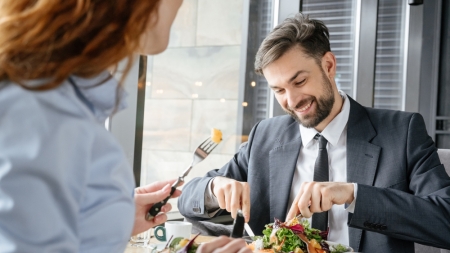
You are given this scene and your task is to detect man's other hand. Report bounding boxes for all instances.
[286,182,354,221]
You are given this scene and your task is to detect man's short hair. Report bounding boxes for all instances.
[254,13,331,75]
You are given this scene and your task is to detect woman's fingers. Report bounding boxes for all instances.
[134,183,171,206]
[197,236,231,253]
[197,236,251,253]
[135,178,183,195]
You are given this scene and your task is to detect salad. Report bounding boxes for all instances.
[247,218,349,253]
[166,234,200,253]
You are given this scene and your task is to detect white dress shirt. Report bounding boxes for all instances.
[288,90,356,245]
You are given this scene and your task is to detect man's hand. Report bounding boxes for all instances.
[286,182,354,221]
[132,179,182,235]
[197,236,252,253]
[211,177,250,222]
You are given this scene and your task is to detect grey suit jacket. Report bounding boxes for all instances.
[178,97,450,253]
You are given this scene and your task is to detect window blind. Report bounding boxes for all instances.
[302,0,356,96]
[373,0,406,110]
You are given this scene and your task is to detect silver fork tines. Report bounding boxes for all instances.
[146,136,220,221]
[181,137,218,179]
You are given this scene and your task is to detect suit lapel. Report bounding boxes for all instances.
[269,118,302,222]
[346,97,381,251]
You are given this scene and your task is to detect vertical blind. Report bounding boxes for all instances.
[302,0,356,97]
[373,0,406,110]
[255,0,273,123]
[242,0,273,135]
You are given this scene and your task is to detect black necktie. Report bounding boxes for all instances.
[312,134,329,232]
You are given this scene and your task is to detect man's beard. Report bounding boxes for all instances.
[283,71,335,128]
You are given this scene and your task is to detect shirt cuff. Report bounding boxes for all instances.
[204,178,220,217]
[345,183,358,213]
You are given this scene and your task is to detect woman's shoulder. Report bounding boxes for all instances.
[1,79,85,114]
[0,80,93,137]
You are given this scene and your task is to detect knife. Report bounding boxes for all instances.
[244,223,255,237]
[230,210,245,238]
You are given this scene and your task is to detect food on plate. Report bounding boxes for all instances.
[247,218,350,253]
[168,234,200,253]
[211,128,222,144]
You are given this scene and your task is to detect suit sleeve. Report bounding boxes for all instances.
[177,123,258,219]
[348,113,450,249]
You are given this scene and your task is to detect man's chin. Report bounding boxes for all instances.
[285,111,317,128]
[298,118,318,128]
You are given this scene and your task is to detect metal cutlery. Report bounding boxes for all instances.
[146,137,220,221]
[230,210,246,238]
[244,223,255,237]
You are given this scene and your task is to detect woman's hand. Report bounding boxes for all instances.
[132,179,182,235]
[197,236,252,253]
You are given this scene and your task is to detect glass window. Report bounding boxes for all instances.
[302,0,357,96]
[436,0,450,148]
[139,0,274,217]
[373,0,407,110]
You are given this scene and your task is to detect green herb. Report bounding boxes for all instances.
[276,227,303,252]
[330,244,348,253]
[261,224,303,252]
[301,220,323,242]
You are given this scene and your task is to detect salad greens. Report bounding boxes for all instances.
[257,218,348,253]
[262,225,303,252]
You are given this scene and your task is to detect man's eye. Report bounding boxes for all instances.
[296,79,306,85]
[274,89,283,94]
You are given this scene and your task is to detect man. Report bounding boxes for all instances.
[178,13,450,253]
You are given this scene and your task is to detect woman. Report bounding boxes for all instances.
[0,0,250,252]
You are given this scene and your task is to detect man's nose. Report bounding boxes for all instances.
[286,91,298,109]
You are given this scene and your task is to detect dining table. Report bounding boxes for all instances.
[124,234,216,253]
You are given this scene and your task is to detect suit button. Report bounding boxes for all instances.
[193,207,201,213]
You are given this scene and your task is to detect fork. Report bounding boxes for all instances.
[146,137,220,221]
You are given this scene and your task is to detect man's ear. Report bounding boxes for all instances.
[321,51,336,79]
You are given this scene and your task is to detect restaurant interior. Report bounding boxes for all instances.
[107,0,450,252]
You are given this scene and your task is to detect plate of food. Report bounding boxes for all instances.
[246,217,353,253]
[162,217,352,253]
[158,235,200,253]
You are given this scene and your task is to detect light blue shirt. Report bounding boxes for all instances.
[0,72,135,252]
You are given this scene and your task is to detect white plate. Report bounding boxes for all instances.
[243,237,353,252]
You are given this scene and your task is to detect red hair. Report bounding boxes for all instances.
[0,0,161,90]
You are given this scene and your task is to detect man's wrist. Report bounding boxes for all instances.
[345,183,358,213]
[210,177,216,197]
[346,183,355,204]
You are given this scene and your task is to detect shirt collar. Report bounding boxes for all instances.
[299,90,350,147]
[70,71,128,123]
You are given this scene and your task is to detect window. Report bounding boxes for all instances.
[302,0,357,96]
[139,0,274,217]
[373,0,407,110]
